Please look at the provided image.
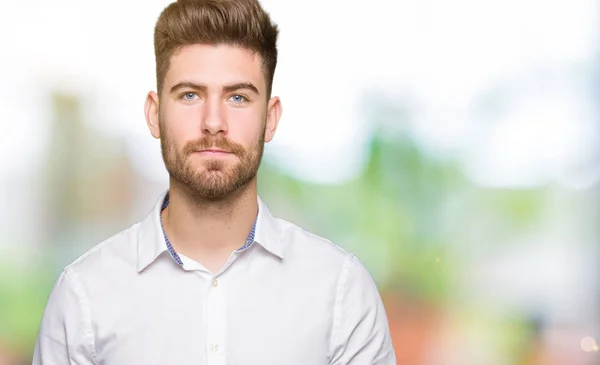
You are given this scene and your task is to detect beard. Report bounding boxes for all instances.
[159,119,265,201]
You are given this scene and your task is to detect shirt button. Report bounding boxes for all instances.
[210,343,219,353]
[212,278,219,287]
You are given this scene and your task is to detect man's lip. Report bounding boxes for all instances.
[196,149,231,153]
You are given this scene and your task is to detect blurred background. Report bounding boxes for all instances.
[1,0,599,364]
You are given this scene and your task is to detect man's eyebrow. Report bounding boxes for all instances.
[223,82,260,95]
[170,82,207,94]
[169,81,260,95]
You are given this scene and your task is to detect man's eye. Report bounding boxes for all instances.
[183,92,197,100]
[230,95,247,104]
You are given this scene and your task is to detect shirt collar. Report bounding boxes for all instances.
[137,191,169,272]
[255,196,285,259]
[137,190,284,272]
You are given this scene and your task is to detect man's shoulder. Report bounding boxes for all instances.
[275,216,354,268]
[273,217,379,300]
[63,221,142,277]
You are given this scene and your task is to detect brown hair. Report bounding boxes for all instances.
[154,0,279,97]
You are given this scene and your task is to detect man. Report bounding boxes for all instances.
[33,0,396,364]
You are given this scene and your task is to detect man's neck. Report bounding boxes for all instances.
[161,179,259,268]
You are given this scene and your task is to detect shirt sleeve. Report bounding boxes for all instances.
[32,269,96,365]
[329,255,396,365]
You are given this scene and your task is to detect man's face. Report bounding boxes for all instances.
[146,44,280,200]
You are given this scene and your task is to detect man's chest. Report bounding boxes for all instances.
[90,274,334,365]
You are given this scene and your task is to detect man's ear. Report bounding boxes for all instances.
[144,91,161,139]
[264,96,282,143]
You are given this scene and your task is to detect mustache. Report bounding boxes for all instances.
[182,137,245,156]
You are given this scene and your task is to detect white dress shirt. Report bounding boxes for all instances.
[33,192,396,365]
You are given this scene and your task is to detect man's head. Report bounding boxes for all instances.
[144,0,282,200]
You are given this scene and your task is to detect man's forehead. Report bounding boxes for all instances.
[166,44,265,89]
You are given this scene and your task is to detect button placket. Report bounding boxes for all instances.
[206,275,226,365]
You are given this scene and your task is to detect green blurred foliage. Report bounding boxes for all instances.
[0,262,55,357]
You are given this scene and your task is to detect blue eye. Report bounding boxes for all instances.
[183,92,197,101]
[230,95,246,104]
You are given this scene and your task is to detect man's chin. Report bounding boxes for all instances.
[191,184,240,200]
